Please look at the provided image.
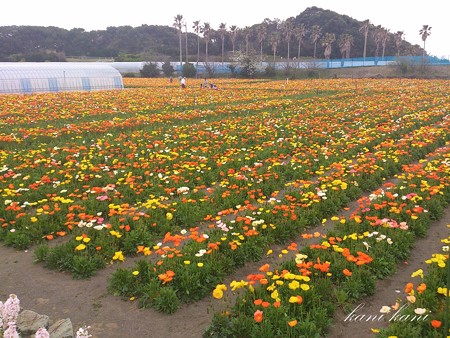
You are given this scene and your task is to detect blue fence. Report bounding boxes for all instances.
[173,56,450,74]
[110,56,450,75]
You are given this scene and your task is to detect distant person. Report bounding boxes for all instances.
[169,76,173,83]
[181,77,186,89]
[202,77,208,88]
[210,83,219,90]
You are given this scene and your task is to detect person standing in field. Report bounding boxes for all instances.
[181,77,186,89]
[202,77,208,88]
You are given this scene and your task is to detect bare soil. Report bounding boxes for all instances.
[1,205,448,338]
[327,207,450,337]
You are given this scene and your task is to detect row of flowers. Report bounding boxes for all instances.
[1,80,447,253]
[0,79,449,315]
[376,235,449,338]
[105,113,449,311]
[205,144,450,336]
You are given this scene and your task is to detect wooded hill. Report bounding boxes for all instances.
[0,6,423,62]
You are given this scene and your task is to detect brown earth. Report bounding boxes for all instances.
[1,205,448,338]
[327,207,450,337]
[1,73,449,337]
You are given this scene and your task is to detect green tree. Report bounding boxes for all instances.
[219,23,227,65]
[243,26,252,56]
[373,25,384,58]
[281,18,295,67]
[233,51,258,78]
[173,14,184,69]
[381,28,390,59]
[182,62,197,77]
[338,33,353,58]
[201,22,212,63]
[192,20,201,67]
[310,25,322,58]
[162,61,174,76]
[321,33,336,59]
[419,25,432,57]
[229,25,238,54]
[183,21,188,63]
[394,31,404,57]
[140,62,160,77]
[294,23,307,60]
[257,24,267,63]
[359,19,370,60]
[269,33,280,62]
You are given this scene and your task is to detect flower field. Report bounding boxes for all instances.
[0,78,449,337]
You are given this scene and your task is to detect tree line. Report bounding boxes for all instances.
[0,7,427,63]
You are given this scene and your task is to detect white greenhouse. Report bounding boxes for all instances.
[0,63,124,94]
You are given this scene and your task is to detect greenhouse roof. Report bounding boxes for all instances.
[0,62,123,94]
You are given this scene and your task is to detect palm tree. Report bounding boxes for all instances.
[269,33,280,62]
[173,14,184,69]
[394,31,404,57]
[229,25,238,54]
[294,23,307,60]
[243,26,252,56]
[257,24,267,63]
[359,19,370,60]
[381,28,390,60]
[219,23,227,65]
[192,20,201,67]
[373,25,384,58]
[201,22,212,63]
[321,33,336,59]
[183,21,188,63]
[419,25,432,57]
[310,25,322,58]
[338,33,354,59]
[281,18,295,67]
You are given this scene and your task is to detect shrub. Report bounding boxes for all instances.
[140,62,160,77]
[162,61,174,77]
[182,63,197,78]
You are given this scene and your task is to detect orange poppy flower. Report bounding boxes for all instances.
[343,269,352,277]
[288,320,298,327]
[417,283,426,293]
[431,320,441,328]
[254,310,263,323]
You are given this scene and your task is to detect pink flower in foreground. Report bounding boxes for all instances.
[35,327,50,338]
[1,294,20,330]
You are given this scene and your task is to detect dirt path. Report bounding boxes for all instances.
[326,207,450,338]
[0,243,216,338]
[3,208,447,338]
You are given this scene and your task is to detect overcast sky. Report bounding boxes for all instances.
[1,0,448,58]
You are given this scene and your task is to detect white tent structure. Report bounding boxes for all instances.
[0,63,124,94]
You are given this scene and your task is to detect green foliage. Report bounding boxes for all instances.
[3,231,32,250]
[0,8,425,61]
[71,255,105,279]
[115,53,142,62]
[33,244,50,262]
[140,62,160,78]
[152,287,180,314]
[121,227,155,256]
[264,65,276,77]
[107,268,137,297]
[232,51,258,78]
[24,51,66,62]
[227,64,237,77]
[162,61,174,76]
[42,242,77,271]
[182,63,197,77]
